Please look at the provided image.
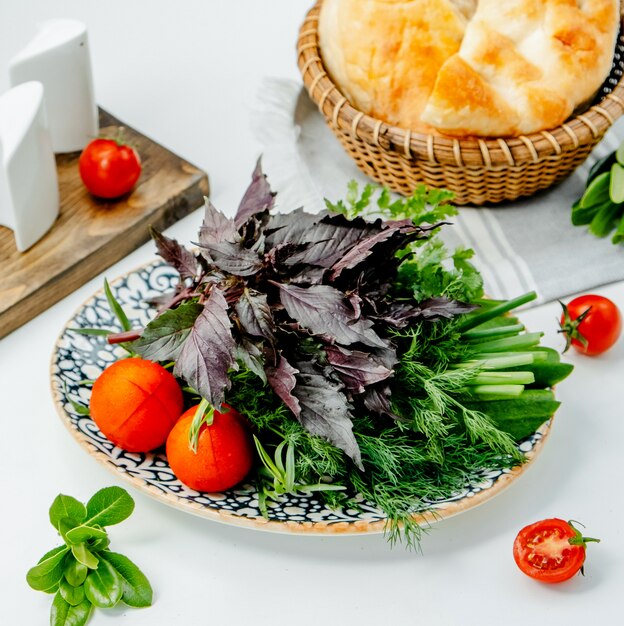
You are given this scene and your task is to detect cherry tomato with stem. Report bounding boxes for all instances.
[79,132,142,199]
[513,518,600,584]
[559,294,622,355]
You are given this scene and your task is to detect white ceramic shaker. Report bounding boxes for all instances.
[0,81,59,252]
[9,19,98,153]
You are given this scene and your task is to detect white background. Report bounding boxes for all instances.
[1,2,623,624]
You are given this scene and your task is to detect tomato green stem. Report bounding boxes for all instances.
[567,519,601,548]
[188,398,214,453]
[115,126,126,146]
[558,301,590,353]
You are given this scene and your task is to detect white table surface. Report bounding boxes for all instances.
[1,2,623,624]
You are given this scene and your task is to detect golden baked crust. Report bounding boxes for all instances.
[319,0,620,137]
[422,0,620,136]
[319,0,472,133]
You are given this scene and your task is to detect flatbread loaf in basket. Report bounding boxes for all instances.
[297,0,624,204]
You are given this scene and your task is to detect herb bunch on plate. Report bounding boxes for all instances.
[109,163,572,546]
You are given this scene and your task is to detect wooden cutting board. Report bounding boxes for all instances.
[0,108,209,340]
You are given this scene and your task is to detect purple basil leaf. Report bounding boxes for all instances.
[374,302,426,328]
[149,227,198,281]
[288,265,327,286]
[198,269,228,288]
[324,344,393,394]
[234,158,276,229]
[264,209,322,248]
[362,384,390,414]
[134,302,203,362]
[198,198,239,246]
[280,213,386,269]
[265,242,313,270]
[265,354,301,416]
[371,343,399,371]
[174,288,236,406]
[329,228,400,279]
[234,289,276,341]
[292,360,363,470]
[362,384,405,422]
[240,217,271,252]
[234,337,266,383]
[331,222,437,292]
[266,212,428,278]
[198,241,263,277]
[273,282,386,348]
[379,297,477,327]
[416,297,478,319]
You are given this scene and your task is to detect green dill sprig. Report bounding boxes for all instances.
[225,368,523,549]
[391,350,520,459]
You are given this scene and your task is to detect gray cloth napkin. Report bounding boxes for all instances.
[251,78,624,305]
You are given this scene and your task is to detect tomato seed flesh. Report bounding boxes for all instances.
[526,529,574,571]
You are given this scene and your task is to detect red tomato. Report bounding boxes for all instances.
[89,358,183,452]
[513,518,600,583]
[559,294,622,355]
[166,404,254,492]
[79,137,141,198]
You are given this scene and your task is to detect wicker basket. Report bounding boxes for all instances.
[297,2,624,205]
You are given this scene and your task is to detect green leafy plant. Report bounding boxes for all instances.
[26,486,152,626]
[572,141,624,243]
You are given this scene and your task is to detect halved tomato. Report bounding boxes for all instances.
[513,518,600,583]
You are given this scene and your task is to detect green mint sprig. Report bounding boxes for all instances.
[26,486,153,626]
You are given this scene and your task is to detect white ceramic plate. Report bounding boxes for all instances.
[50,261,551,536]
